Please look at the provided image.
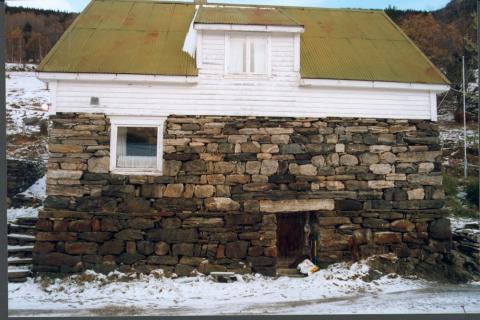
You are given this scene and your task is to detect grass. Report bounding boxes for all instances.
[443,174,479,219]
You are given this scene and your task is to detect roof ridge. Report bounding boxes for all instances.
[110,0,385,13]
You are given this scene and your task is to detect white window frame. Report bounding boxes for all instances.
[109,116,166,175]
[224,32,271,78]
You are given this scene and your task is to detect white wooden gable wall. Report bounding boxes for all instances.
[48,31,443,120]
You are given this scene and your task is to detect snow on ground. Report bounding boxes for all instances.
[7,207,40,222]
[19,175,46,200]
[6,63,37,72]
[6,70,50,135]
[7,175,46,221]
[450,215,480,232]
[437,111,455,122]
[8,260,480,316]
[440,127,477,148]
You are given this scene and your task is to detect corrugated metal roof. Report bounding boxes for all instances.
[280,7,448,83]
[37,0,198,76]
[37,0,448,84]
[195,6,301,26]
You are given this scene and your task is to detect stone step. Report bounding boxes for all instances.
[8,233,36,246]
[210,272,237,283]
[8,223,36,236]
[8,245,34,253]
[276,268,306,278]
[15,216,38,226]
[8,257,33,266]
[8,269,32,282]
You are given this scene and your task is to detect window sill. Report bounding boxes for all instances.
[223,74,271,81]
[111,170,164,176]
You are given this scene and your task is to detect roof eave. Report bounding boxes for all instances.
[300,78,450,92]
[194,23,305,33]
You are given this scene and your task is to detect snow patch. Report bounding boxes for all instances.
[19,175,46,200]
[7,207,40,222]
[6,71,50,135]
[8,260,480,315]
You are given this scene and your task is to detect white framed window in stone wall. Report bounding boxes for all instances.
[225,33,271,77]
[109,116,166,175]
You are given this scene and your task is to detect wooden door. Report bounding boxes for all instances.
[277,213,306,259]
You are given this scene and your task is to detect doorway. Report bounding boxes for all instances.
[276,213,306,267]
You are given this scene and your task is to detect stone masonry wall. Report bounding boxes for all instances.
[34,113,451,276]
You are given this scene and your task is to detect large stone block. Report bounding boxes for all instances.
[48,170,83,180]
[204,197,240,211]
[225,214,262,227]
[163,184,185,198]
[429,218,451,240]
[147,255,178,265]
[339,154,358,166]
[182,160,207,173]
[260,160,279,175]
[214,162,236,174]
[36,232,77,242]
[49,144,84,153]
[115,229,144,241]
[407,188,425,200]
[34,252,81,267]
[79,232,112,242]
[259,199,335,212]
[226,241,249,259]
[172,243,195,256]
[182,217,224,228]
[146,228,198,243]
[87,157,109,173]
[390,219,415,232]
[373,232,402,244]
[369,164,392,174]
[154,242,170,255]
[128,218,155,230]
[407,174,443,186]
[141,185,165,198]
[163,160,182,176]
[68,220,91,232]
[368,180,394,189]
[65,242,98,254]
[318,217,351,226]
[194,185,216,198]
[397,151,442,163]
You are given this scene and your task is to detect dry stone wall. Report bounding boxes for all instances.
[34,113,450,276]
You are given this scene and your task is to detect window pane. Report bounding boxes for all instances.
[229,37,246,73]
[252,38,267,74]
[117,127,157,169]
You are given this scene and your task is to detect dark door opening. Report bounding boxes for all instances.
[277,213,306,267]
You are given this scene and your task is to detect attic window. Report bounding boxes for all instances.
[226,34,269,75]
[109,117,165,175]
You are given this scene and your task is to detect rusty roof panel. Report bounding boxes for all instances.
[38,0,448,84]
[38,0,198,76]
[195,6,301,26]
[282,7,448,84]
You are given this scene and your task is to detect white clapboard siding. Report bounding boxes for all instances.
[51,31,437,120]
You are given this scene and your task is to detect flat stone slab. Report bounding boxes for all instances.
[259,199,335,213]
[8,269,32,279]
[210,272,237,283]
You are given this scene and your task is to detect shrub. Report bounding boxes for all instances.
[443,175,458,197]
[466,179,479,207]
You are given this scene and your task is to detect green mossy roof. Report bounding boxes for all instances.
[37,0,449,84]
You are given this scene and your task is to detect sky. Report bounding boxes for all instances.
[5,0,451,12]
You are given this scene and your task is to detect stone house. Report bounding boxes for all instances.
[34,0,451,276]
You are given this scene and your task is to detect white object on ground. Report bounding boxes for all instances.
[297,259,319,275]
